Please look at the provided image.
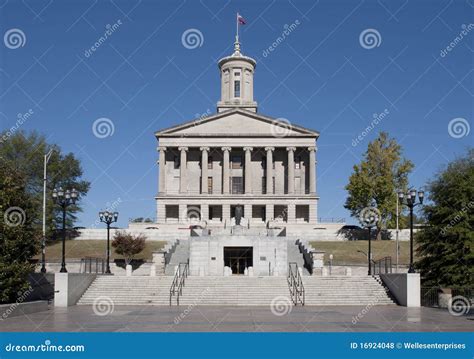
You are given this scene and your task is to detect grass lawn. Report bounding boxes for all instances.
[34,240,167,261]
[309,240,414,265]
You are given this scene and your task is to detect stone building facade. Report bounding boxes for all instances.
[155,39,319,231]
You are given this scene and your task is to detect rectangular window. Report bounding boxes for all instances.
[208,177,213,194]
[231,176,243,194]
[174,155,180,169]
[272,177,276,194]
[261,156,266,169]
[231,155,242,169]
[234,80,240,97]
[262,177,266,194]
[208,156,213,169]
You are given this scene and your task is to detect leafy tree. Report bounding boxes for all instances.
[415,148,474,287]
[112,231,146,265]
[0,161,40,303]
[345,132,414,239]
[0,131,90,237]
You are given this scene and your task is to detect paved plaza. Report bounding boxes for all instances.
[1,305,472,332]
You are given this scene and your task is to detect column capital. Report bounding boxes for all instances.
[178,146,188,152]
[264,146,275,152]
[307,146,316,152]
[200,146,210,152]
[286,146,296,152]
[243,146,253,152]
[221,146,232,152]
[157,146,167,152]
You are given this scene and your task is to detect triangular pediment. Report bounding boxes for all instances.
[155,109,319,138]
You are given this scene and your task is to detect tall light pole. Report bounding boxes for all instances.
[398,189,424,273]
[52,187,79,273]
[99,211,118,274]
[41,149,54,273]
[361,209,379,276]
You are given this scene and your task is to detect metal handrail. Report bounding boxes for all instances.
[81,257,105,274]
[371,256,392,275]
[287,262,305,306]
[169,262,189,306]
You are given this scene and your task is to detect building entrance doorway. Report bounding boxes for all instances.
[223,247,253,275]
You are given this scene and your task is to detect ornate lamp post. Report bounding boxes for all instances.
[52,187,78,273]
[99,211,118,274]
[360,208,379,276]
[398,189,424,273]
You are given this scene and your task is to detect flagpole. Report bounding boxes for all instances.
[236,12,239,42]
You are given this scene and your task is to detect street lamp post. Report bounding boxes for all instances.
[52,187,78,273]
[361,211,379,276]
[99,211,119,274]
[41,149,54,273]
[398,189,424,273]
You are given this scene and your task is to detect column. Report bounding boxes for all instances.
[265,204,274,222]
[222,147,231,194]
[178,147,188,193]
[158,146,166,194]
[287,202,296,223]
[308,146,316,194]
[244,147,253,194]
[222,204,231,226]
[201,204,209,222]
[287,147,296,194]
[200,147,209,194]
[265,147,274,194]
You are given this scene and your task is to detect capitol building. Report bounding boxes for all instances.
[152,37,320,276]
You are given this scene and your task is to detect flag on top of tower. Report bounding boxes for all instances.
[237,13,246,25]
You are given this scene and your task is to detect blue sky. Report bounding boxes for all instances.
[0,0,472,227]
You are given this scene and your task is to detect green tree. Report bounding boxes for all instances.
[112,231,146,265]
[0,131,90,237]
[345,132,414,239]
[415,148,474,287]
[0,161,40,303]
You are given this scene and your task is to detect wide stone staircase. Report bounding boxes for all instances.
[302,276,395,305]
[77,273,395,306]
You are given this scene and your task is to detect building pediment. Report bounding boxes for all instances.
[155,109,319,138]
